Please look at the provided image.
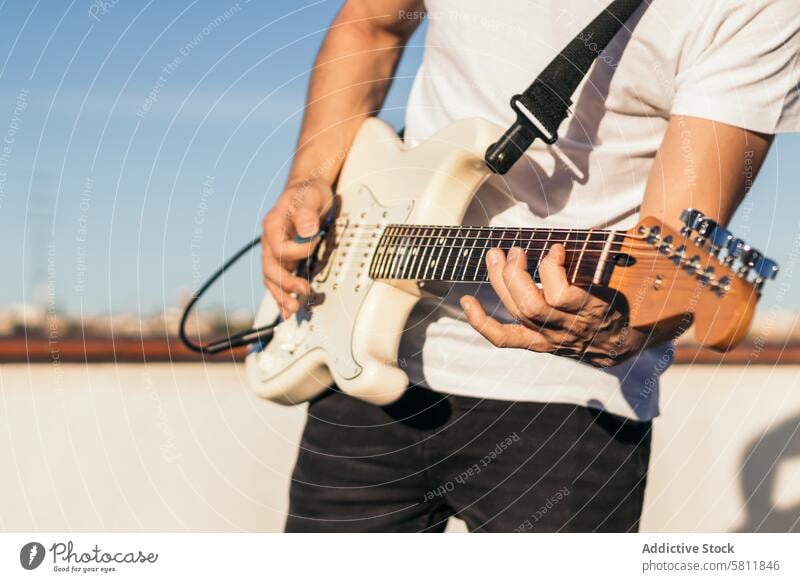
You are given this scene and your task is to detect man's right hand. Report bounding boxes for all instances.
[261,178,332,318]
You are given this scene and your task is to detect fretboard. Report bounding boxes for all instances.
[368,225,622,286]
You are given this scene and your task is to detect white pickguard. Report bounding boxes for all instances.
[246,117,502,405]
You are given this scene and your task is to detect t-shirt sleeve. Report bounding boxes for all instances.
[671,0,800,134]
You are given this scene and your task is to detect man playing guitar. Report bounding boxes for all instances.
[260,0,800,532]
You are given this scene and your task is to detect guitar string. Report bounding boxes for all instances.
[336,234,729,259]
[327,231,689,250]
[321,224,703,245]
[296,223,720,256]
[369,261,724,277]
[340,239,727,257]
[341,241,688,253]
[335,231,649,241]
[322,222,659,236]
[315,247,721,271]
[335,231,706,249]
[335,243,721,258]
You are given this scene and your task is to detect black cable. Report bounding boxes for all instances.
[179,236,280,355]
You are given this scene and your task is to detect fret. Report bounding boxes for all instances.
[594,231,616,285]
[428,229,444,280]
[520,229,535,282]
[414,228,434,280]
[464,228,481,281]
[523,229,534,255]
[380,227,395,279]
[392,227,405,274]
[504,228,521,277]
[474,228,492,281]
[388,226,407,279]
[439,228,451,278]
[406,228,425,279]
[563,230,576,283]
[450,228,469,281]
[369,229,387,278]
[392,226,406,279]
[371,227,387,278]
[401,227,420,279]
[375,227,392,277]
[423,228,443,280]
[437,228,454,280]
[534,229,553,284]
[509,228,521,252]
[376,226,396,278]
[573,230,592,284]
[436,228,455,280]
[397,227,415,279]
[386,226,403,279]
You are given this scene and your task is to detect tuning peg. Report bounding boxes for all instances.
[752,256,779,288]
[739,247,763,277]
[693,217,717,247]
[704,222,733,256]
[680,208,704,237]
[724,238,747,267]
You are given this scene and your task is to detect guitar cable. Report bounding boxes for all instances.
[179,228,326,355]
[179,235,279,355]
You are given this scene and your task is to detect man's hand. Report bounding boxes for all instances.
[460,244,650,367]
[261,178,331,319]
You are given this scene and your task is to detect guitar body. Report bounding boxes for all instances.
[246,117,501,405]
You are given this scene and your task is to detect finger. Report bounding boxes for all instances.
[502,247,567,328]
[460,295,551,351]
[263,211,318,264]
[288,201,323,239]
[284,180,332,238]
[484,248,522,319]
[538,243,590,312]
[265,280,299,319]
[262,246,311,296]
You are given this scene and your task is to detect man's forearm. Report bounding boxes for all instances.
[641,115,773,231]
[287,4,421,188]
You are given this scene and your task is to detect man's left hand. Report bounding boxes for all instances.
[459,244,650,367]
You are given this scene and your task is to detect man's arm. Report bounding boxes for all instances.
[641,115,773,230]
[461,115,774,365]
[262,0,423,317]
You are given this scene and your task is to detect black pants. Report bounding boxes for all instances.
[285,386,651,532]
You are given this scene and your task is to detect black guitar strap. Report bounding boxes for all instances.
[485,0,646,174]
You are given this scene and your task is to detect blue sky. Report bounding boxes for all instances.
[1,0,798,317]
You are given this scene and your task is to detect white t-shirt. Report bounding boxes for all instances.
[399,0,800,420]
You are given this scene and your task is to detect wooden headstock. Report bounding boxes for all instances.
[609,210,778,351]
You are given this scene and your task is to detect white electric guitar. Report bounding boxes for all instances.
[245,117,778,406]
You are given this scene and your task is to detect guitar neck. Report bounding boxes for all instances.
[369,225,625,286]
